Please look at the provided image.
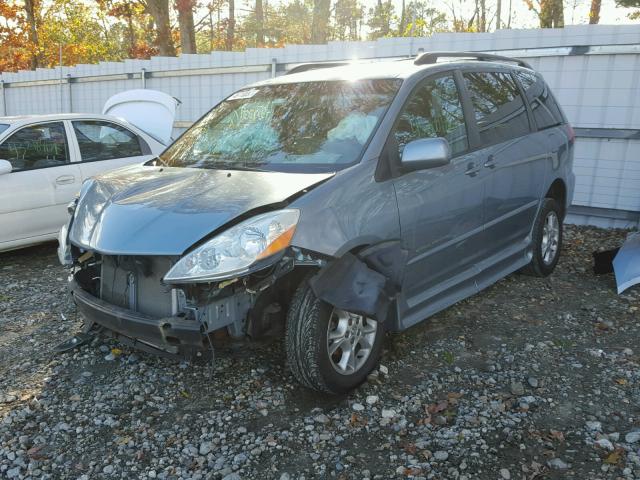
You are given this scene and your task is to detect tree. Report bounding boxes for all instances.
[588,0,601,23]
[333,0,364,40]
[226,0,235,50]
[0,1,31,72]
[525,0,564,27]
[144,0,176,55]
[311,0,331,43]
[23,0,42,68]
[399,1,447,36]
[176,0,197,53]
[255,0,264,45]
[100,0,156,58]
[367,0,394,39]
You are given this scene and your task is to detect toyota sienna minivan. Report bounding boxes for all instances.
[58,52,575,394]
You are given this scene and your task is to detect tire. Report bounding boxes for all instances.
[285,275,385,394]
[521,198,563,277]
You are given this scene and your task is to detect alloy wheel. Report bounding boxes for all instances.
[326,308,378,375]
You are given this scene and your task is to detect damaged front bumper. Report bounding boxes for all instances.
[70,279,206,357]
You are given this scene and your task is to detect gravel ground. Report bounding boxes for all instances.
[1,225,639,480]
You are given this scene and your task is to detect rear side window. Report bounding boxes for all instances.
[0,122,69,171]
[515,71,565,130]
[463,71,531,146]
[72,120,143,162]
[393,74,468,157]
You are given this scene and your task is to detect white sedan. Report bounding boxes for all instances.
[0,90,176,252]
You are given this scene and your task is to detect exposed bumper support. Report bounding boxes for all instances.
[71,280,205,355]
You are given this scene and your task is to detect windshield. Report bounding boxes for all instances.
[0,124,9,135]
[159,79,401,172]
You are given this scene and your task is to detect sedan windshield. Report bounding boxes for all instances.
[159,79,401,172]
[0,124,9,135]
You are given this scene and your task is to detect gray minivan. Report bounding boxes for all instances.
[58,52,575,394]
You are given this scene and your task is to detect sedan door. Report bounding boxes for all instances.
[69,120,155,181]
[0,121,81,248]
[391,73,487,329]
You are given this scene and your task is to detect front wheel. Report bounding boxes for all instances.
[522,198,563,277]
[285,276,385,394]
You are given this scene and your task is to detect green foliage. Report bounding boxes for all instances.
[614,0,640,18]
[399,1,448,36]
[367,0,395,39]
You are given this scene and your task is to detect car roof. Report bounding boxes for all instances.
[0,113,121,126]
[250,59,421,87]
[248,57,529,88]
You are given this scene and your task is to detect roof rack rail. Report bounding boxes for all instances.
[286,62,351,75]
[414,51,532,70]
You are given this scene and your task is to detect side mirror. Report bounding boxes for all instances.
[400,138,450,172]
[0,159,11,175]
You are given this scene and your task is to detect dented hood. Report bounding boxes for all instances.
[69,165,332,256]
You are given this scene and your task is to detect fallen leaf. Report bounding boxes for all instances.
[604,449,623,465]
[180,390,190,398]
[111,347,123,356]
[548,430,565,442]
[426,400,448,414]
[402,442,417,455]
[615,378,628,385]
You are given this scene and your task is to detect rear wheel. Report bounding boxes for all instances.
[285,276,385,394]
[522,198,563,277]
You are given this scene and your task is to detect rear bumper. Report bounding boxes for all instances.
[71,280,205,354]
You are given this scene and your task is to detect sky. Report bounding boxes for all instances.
[228,0,639,31]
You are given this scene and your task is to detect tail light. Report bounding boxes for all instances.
[566,124,576,143]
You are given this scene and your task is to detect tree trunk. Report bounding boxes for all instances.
[399,0,406,35]
[24,0,41,69]
[552,0,564,27]
[385,0,392,35]
[540,0,564,27]
[176,0,197,54]
[255,0,264,46]
[496,0,502,29]
[226,0,235,50]
[589,0,601,23]
[480,0,486,31]
[146,0,176,56]
[311,0,331,43]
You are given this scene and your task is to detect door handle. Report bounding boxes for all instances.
[484,155,496,169]
[464,162,480,177]
[55,175,75,185]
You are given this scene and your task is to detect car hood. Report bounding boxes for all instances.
[69,165,333,256]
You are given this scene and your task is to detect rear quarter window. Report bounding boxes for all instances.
[514,71,565,130]
[463,71,531,146]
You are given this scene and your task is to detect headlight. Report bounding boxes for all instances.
[164,209,300,283]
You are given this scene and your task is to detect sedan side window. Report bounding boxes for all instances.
[72,121,143,162]
[0,122,69,172]
[393,74,468,157]
[463,71,531,146]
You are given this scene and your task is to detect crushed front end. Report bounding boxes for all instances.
[63,243,317,359]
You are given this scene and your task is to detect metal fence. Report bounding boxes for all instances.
[1,24,639,228]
